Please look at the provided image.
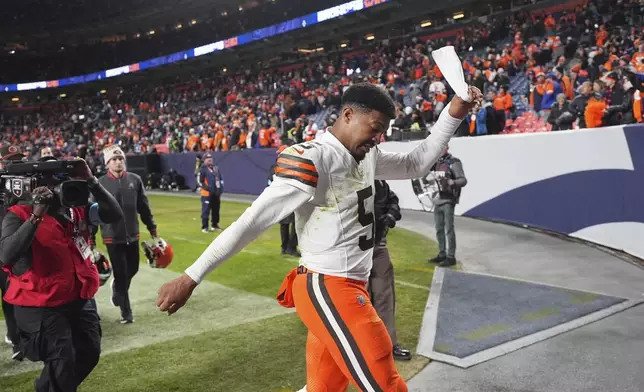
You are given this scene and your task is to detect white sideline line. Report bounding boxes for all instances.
[416,267,445,357]
[169,235,210,245]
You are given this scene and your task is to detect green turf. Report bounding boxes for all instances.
[0,194,438,391]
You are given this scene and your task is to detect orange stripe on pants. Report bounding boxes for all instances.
[292,271,407,392]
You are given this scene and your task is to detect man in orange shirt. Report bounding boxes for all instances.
[555,67,574,100]
[595,25,608,47]
[585,81,607,129]
[201,133,213,151]
[258,122,275,148]
[635,89,643,123]
[187,130,200,152]
[493,87,513,133]
[214,128,227,151]
[530,73,547,113]
[544,14,556,32]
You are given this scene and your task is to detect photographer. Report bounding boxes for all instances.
[91,146,157,324]
[0,158,123,392]
[428,146,467,267]
[0,145,26,361]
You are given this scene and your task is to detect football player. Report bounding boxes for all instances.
[157,82,481,391]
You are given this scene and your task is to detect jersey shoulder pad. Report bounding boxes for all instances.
[280,141,323,160]
[275,142,323,188]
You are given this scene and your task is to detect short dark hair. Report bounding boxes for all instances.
[341,83,396,120]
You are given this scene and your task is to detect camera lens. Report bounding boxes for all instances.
[63,186,81,202]
[60,180,90,207]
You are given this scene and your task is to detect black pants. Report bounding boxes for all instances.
[280,222,297,252]
[494,109,506,135]
[15,299,101,392]
[0,269,19,345]
[201,194,221,229]
[106,242,140,318]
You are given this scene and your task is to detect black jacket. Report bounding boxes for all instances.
[568,94,591,128]
[373,180,401,246]
[605,87,635,125]
[91,171,156,245]
[547,102,572,130]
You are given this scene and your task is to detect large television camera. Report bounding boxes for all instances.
[1,160,91,208]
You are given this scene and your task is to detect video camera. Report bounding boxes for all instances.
[0,160,91,208]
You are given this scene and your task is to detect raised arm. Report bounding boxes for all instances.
[375,91,481,180]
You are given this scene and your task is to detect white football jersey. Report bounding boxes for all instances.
[185,106,461,284]
[274,132,379,281]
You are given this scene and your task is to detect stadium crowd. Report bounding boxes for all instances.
[1,0,643,160]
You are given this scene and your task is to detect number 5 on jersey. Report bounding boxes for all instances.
[357,186,375,251]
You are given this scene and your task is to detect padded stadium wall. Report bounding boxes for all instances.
[380,124,644,260]
[159,124,644,259]
[160,148,278,195]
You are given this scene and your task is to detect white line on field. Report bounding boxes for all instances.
[396,280,430,291]
[169,235,209,245]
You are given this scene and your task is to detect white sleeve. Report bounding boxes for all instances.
[184,179,311,284]
[375,102,463,180]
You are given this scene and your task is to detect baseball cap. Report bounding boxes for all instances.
[203,153,213,159]
[0,145,25,161]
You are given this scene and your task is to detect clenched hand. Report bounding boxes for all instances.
[448,86,484,119]
[71,158,93,180]
[31,186,54,217]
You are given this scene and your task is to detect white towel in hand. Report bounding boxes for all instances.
[432,46,471,102]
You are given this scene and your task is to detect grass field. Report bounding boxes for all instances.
[0,194,439,392]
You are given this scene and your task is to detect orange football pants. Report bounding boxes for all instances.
[292,269,407,392]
